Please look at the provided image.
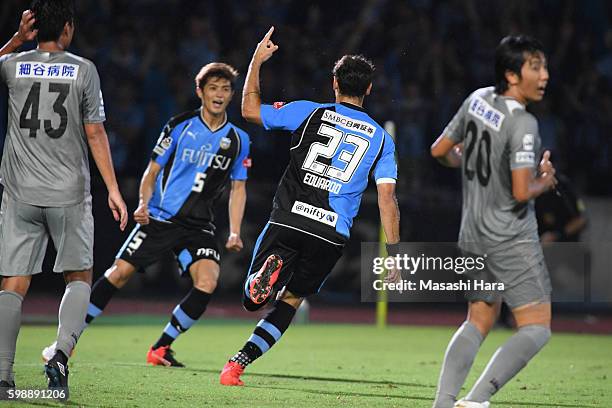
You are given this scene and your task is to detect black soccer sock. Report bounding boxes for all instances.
[231,300,297,367]
[85,277,118,324]
[153,287,211,349]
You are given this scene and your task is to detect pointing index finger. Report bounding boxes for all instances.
[263,26,275,42]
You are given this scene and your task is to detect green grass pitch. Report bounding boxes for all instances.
[6,316,612,407]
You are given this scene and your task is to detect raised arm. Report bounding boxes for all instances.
[242,26,279,125]
[84,123,127,230]
[0,10,37,58]
[225,180,247,252]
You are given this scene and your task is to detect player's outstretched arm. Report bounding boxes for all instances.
[133,160,161,226]
[0,10,38,58]
[84,123,128,230]
[242,26,279,126]
[512,150,558,203]
[430,134,462,168]
[226,180,246,252]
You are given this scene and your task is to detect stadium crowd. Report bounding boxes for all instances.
[0,0,610,261]
[1,0,610,199]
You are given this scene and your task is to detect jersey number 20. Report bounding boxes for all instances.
[302,124,369,183]
[464,120,492,187]
[20,82,70,139]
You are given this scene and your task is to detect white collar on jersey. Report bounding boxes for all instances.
[500,96,526,114]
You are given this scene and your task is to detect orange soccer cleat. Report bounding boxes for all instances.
[219,361,245,386]
[146,345,184,367]
[249,254,283,304]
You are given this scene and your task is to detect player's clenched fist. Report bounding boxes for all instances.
[225,233,243,252]
[133,202,150,225]
[538,150,557,190]
[252,26,279,65]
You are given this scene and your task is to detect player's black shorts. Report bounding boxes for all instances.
[116,219,220,275]
[243,222,344,301]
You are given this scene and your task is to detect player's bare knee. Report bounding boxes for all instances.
[63,269,92,285]
[194,278,216,293]
[468,301,499,336]
[513,302,551,328]
[0,276,32,297]
[104,262,134,288]
[279,290,303,309]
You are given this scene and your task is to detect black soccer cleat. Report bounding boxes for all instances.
[0,380,16,400]
[44,352,69,401]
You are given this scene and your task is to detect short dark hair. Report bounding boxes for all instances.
[495,35,545,94]
[332,55,375,97]
[195,63,239,90]
[31,0,75,42]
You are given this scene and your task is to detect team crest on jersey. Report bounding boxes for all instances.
[161,137,172,149]
[242,158,252,168]
[220,137,232,150]
[153,134,173,156]
[522,134,534,151]
[273,101,286,109]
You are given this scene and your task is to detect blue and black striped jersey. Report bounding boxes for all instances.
[148,109,250,231]
[260,100,397,244]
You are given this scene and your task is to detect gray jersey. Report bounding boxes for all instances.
[444,87,541,255]
[0,50,105,206]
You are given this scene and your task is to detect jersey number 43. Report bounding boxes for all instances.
[19,82,70,139]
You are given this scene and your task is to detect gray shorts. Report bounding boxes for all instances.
[0,192,94,276]
[462,242,552,309]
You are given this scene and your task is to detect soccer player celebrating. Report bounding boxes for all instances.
[430,36,556,408]
[0,1,128,399]
[42,62,251,367]
[219,27,400,386]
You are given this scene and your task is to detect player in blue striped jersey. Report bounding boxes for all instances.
[42,63,251,367]
[220,27,400,386]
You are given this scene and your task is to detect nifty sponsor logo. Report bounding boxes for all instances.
[16,62,79,79]
[291,200,338,227]
[468,96,505,131]
[321,110,376,137]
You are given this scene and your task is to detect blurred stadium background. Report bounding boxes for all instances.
[1,0,611,329]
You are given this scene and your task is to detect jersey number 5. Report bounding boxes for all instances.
[464,120,492,187]
[302,123,369,183]
[192,172,207,193]
[19,82,70,139]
